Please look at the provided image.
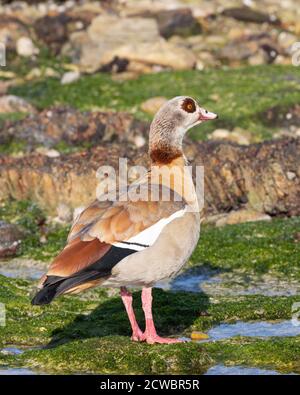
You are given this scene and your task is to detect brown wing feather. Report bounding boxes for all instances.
[47,238,111,278]
[38,177,185,289]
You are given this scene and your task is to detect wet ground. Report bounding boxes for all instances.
[0,368,36,375]
[207,320,300,341]
[160,267,300,297]
[0,259,47,280]
[3,259,300,297]
[0,365,289,376]
[205,365,289,375]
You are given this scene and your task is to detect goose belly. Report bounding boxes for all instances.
[102,211,200,287]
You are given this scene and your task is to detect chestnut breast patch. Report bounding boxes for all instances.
[181,98,196,113]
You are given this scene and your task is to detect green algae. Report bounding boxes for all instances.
[9,65,300,142]
[205,336,300,374]
[0,273,300,373]
[6,47,68,79]
[191,217,300,278]
[15,337,212,375]
[0,200,69,261]
[13,336,300,374]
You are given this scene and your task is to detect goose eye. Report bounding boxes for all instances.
[182,98,196,113]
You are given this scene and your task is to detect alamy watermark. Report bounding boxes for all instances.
[0,303,5,327]
[95,158,204,213]
[292,42,300,66]
[0,42,6,66]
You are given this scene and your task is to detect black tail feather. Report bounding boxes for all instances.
[31,271,106,306]
[31,276,65,305]
[31,284,60,305]
[31,245,138,305]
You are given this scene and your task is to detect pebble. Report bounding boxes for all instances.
[215,209,272,227]
[35,147,60,158]
[140,97,168,115]
[16,37,39,57]
[191,332,209,341]
[0,95,36,114]
[60,70,81,85]
[57,203,73,223]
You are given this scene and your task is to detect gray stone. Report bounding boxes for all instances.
[0,95,36,114]
[155,8,202,38]
[0,221,23,258]
[65,15,196,72]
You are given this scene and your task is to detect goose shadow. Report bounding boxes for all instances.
[46,288,210,348]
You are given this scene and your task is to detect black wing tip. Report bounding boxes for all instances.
[31,245,137,305]
[31,275,64,306]
[31,288,57,305]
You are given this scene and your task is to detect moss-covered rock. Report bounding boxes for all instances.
[206,336,300,374]
[192,217,300,278]
[16,337,212,375]
[0,200,69,261]
[0,274,299,374]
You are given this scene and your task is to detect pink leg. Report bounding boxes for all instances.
[120,287,144,342]
[141,287,183,344]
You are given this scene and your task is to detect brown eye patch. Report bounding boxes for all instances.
[182,98,196,113]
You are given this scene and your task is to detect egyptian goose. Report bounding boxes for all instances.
[32,96,217,344]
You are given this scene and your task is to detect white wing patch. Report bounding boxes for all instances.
[113,207,187,251]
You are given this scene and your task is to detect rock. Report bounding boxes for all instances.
[56,203,73,223]
[260,43,279,63]
[219,33,280,65]
[287,171,296,181]
[60,70,80,85]
[0,80,20,96]
[0,95,36,114]
[25,67,60,81]
[263,104,300,128]
[0,70,16,79]
[140,97,167,115]
[215,209,272,227]
[230,130,251,145]
[222,6,280,25]
[34,13,70,53]
[1,138,299,218]
[16,36,39,57]
[155,8,202,38]
[35,147,60,158]
[209,128,251,145]
[0,221,23,258]
[209,129,230,140]
[219,41,258,62]
[0,106,149,151]
[277,32,297,51]
[134,135,146,148]
[248,50,266,66]
[100,56,129,74]
[103,40,196,71]
[65,15,196,72]
[0,16,29,51]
